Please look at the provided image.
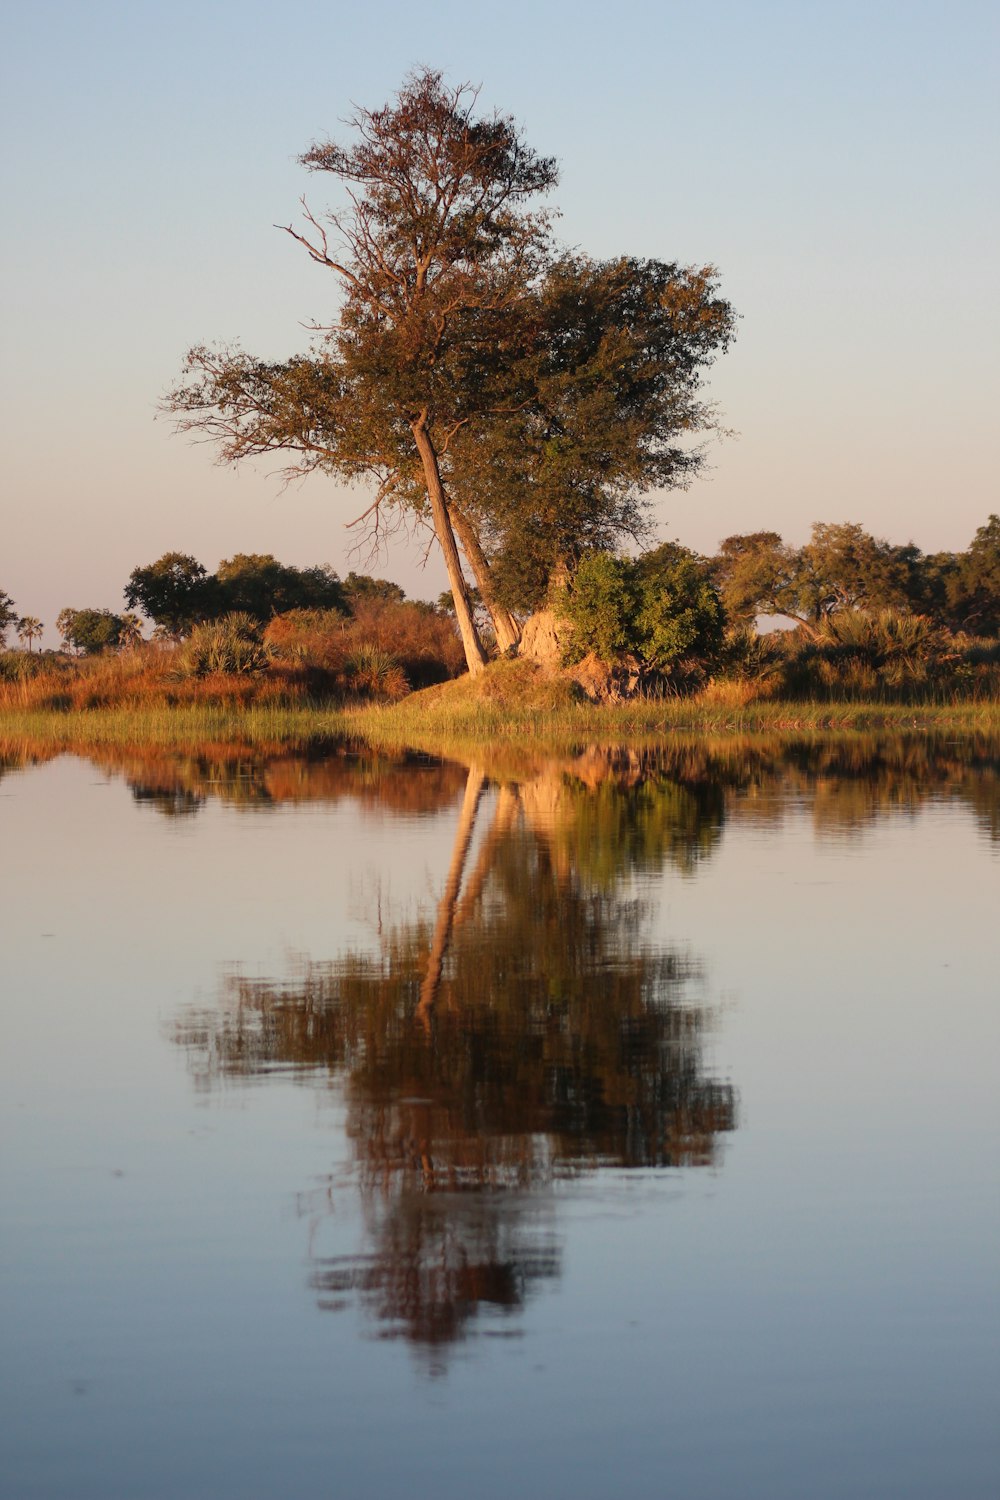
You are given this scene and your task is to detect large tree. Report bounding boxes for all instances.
[441,253,736,617]
[124,552,217,637]
[166,71,735,672]
[169,70,558,674]
[214,554,346,621]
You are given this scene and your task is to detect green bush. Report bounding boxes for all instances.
[557,545,723,687]
[175,614,272,677]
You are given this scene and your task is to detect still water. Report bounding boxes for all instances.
[1,736,998,1498]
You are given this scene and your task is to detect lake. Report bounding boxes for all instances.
[1,734,998,1499]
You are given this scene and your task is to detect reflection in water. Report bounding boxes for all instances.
[3,731,997,844]
[173,758,737,1365]
[6,730,997,1366]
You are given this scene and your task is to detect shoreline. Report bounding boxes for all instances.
[2,695,1000,758]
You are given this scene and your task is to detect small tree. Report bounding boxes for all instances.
[16,616,43,652]
[0,590,17,647]
[118,613,144,650]
[342,572,406,607]
[57,608,125,655]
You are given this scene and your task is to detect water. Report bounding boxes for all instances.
[2,737,998,1498]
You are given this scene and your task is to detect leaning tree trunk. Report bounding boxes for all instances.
[447,501,522,654]
[416,764,486,1028]
[410,416,487,675]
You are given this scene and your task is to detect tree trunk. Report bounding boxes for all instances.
[447,502,522,654]
[416,765,486,1027]
[411,416,487,676]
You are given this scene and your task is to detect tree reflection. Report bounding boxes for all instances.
[173,760,736,1366]
[4,730,997,848]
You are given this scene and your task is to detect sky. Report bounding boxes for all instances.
[2,0,997,643]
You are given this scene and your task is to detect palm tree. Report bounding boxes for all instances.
[16,616,42,652]
[118,613,144,651]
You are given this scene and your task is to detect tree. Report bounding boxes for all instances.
[342,571,406,607]
[712,523,924,634]
[214,554,346,621]
[946,514,1000,635]
[57,607,125,654]
[0,590,18,646]
[168,70,559,675]
[118,613,144,650]
[124,552,217,637]
[443,253,736,617]
[16,616,43,652]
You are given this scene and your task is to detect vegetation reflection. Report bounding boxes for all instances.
[173,758,737,1364]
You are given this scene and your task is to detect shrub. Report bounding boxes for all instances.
[264,599,464,688]
[557,546,724,689]
[344,644,409,700]
[176,614,272,677]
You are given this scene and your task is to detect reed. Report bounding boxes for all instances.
[3,681,995,756]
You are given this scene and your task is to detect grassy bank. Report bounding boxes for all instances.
[2,659,999,759]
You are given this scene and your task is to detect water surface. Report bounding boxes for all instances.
[2,736,997,1498]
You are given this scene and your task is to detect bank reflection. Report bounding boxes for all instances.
[173,760,736,1366]
[4,731,997,847]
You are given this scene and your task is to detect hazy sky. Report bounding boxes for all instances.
[2,0,997,642]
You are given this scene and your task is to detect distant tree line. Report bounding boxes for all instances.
[710,516,1000,638]
[2,513,998,672]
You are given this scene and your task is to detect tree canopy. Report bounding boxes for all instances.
[124,550,347,632]
[165,69,736,673]
[214,554,346,621]
[712,522,926,634]
[57,607,126,654]
[124,552,217,637]
[0,590,16,646]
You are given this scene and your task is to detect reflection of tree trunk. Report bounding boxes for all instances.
[448,502,522,654]
[454,784,520,929]
[411,416,487,676]
[416,766,486,1026]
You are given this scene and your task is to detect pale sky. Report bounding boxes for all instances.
[2,0,997,644]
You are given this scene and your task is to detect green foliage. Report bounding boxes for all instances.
[57,607,126,654]
[344,644,408,701]
[633,544,724,671]
[126,551,347,633]
[766,608,1000,702]
[124,552,216,636]
[215,554,346,621]
[342,573,406,607]
[450,255,738,610]
[558,546,723,683]
[176,613,272,676]
[558,553,639,662]
[0,649,42,683]
[0,590,17,646]
[718,624,785,683]
[946,514,1000,634]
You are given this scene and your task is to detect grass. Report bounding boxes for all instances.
[2,657,998,761]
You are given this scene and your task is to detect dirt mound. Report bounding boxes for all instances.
[517,610,564,668]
